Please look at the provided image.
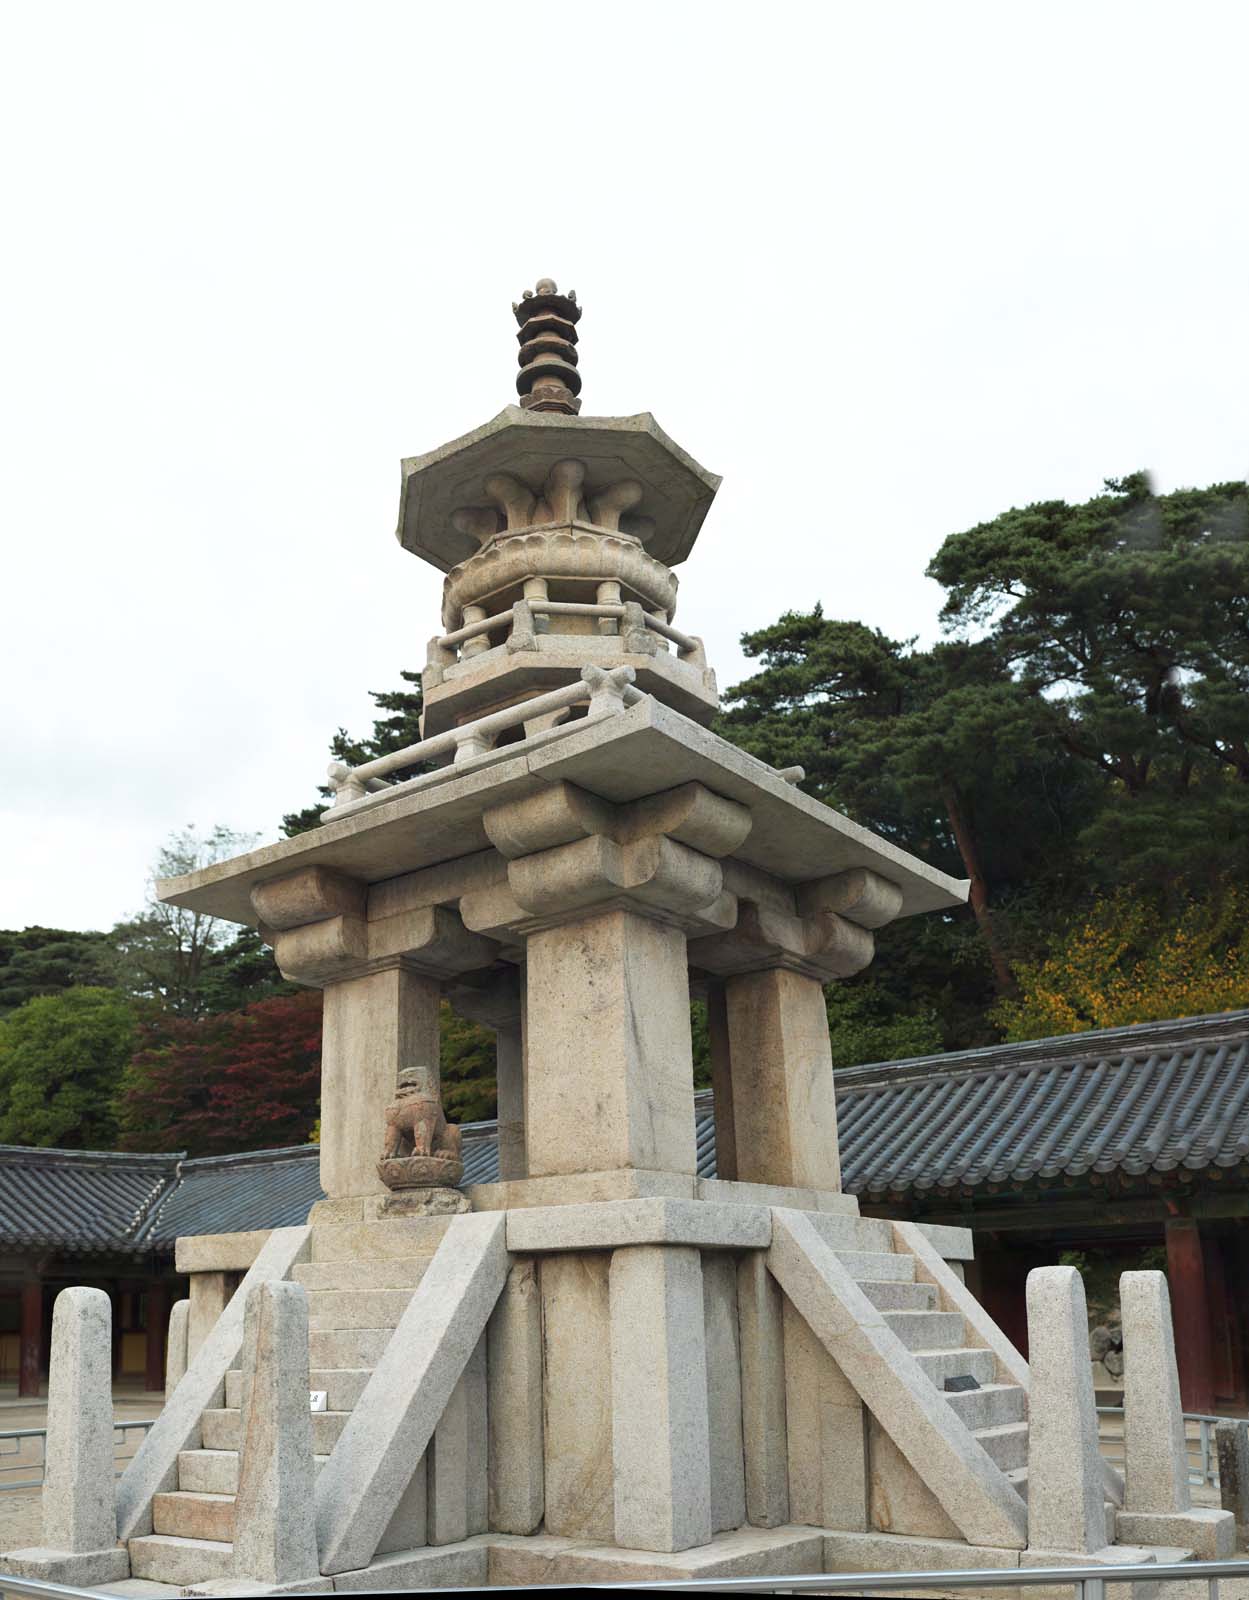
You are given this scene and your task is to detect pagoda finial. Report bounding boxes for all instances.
[513,278,582,415]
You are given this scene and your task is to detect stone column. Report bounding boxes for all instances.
[233,1281,322,1590]
[527,909,697,1177]
[736,1253,789,1528]
[1165,1216,1215,1412]
[164,1298,189,1395]
[2,1287,129,1584]
[144,1282,168,1394]
[690,872,891,1191]
[705,981,737,1181]
[725,967,841,1190]
[321,965,441,1199]
[609,1244,712,1553]
[448,968,527,1180]
[1025,1265,1107,1555]
[464,779,752,1183]
[1216,1419,1249,1544]
[187,1271,230,1366]
[1116,1269,1234,1557]
[495,1011,527,1180]
[252,866,497,1204]
[487,1259,544,1534]
[18,1278,42,1398]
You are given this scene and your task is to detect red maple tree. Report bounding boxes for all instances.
[118,991,323,1155]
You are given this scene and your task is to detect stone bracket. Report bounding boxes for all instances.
[690,899,874,983]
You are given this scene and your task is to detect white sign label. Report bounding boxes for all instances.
[309,1390,328,1413]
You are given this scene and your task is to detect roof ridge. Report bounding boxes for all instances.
[835,1008,1249,1088]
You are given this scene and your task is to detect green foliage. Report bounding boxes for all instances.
[994,883,1249,1041]
[107,825,268,1017]
[284,670,428,836]
[438,1002,496,1124]
[0,987,137,1147]
[826,978,944,1069]
[0,927,114,1016]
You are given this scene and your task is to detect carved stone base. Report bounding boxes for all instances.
[378,1154,464,1190]
[377,1185,471,1218]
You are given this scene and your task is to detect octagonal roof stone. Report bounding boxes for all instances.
[396,405,721,573]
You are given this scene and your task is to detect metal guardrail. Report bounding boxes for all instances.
[600,1560,1249,1596]
[1097,1405,1225,1488]
[0,1420,156,1493]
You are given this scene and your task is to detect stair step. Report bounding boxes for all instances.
[152,1489,235,1543]
[883,1310,966,1352]
[798,1214,896,1254]
[178,1449,240,1495]
[859,1279,939,1312]
[225,1364,372,1412]
[834,1249,915,1283]
[310,1216,452,1262]
[310,1325,392,1368]
[129,1534,235,1586]
[972,1421,1030,1471]
[178,1448,329,1495]
[201,1407,350,1454]
[307,1287,416,1329]
[294,1257,431,1292]
[913,1346,998,1387]
[943,1382,1027,1431]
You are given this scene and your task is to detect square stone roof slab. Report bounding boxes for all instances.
[159,698,968,925]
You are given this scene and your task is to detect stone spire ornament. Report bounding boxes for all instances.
[513,278,581,414]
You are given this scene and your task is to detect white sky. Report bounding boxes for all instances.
[2,1,1246,933]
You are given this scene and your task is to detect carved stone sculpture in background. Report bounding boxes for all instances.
[1090,1320,1125,1380]
[377,1069,464,1190]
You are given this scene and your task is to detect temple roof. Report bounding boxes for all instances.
[0,1009,1245,1255]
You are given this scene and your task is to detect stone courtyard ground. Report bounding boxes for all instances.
[0,1391,1244,1595]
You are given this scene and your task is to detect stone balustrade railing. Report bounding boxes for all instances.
[429,596,705,670]
[324,665,644,816]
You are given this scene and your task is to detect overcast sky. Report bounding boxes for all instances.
[2,1,1245,933]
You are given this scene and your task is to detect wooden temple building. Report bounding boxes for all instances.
[1,1007,1246,1413]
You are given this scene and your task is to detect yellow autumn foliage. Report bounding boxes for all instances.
[994,886,1249,1042]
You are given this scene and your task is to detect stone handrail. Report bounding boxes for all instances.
[326,664,644,810]
[116,1225,311,1541]
[432,596,704,664]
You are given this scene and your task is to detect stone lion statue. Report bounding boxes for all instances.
[381,1068,462,1163]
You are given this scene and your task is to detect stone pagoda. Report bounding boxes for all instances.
[4,282,1234,1593]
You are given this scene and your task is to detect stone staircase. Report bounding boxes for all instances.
[128,1219,445,1587]
[831,1223,1032,1482]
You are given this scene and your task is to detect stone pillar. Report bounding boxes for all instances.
[448,968,527,1181]
[18,1279,42,1398]
[1025,1265,1107,1555]
[539,1253,613,1540]
[164,1298,189,1395]
[725,967,841,1190]
[1216,1419,1249,1544]
[465,779,752,1184]
[689,873,889,1191]
[527,909,697,1177]
[1116,1270,1234,1557]
[1122,1270,1190,1516]
[232,1281,321,1589]
[736,1253,789,1528]
[706,981,737,1181]
[609,1244,711,1553]
[144,1282,168,1394]
[1165,1216,1215,1412]
[702,1253,746,1533]
[1,1287,130,1584]
[187,1271,230,1366]
[428,1337,488,1544]
[495,1013,527,1180]
[321,965,441,1199]
[252,865,497,1207]
[487,1260,544,1533]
